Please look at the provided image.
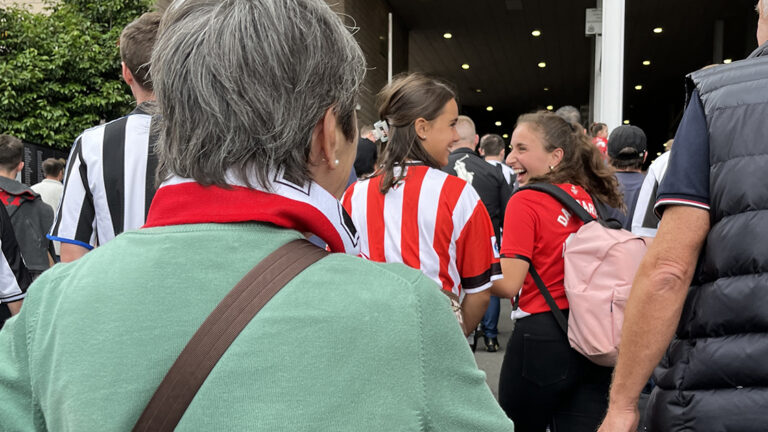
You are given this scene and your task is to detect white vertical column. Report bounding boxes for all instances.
[599,0,625,131]
[591,0,603,124]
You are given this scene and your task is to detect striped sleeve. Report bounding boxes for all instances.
[0,204,29,303]
[454,186,500,294]
[631,164,660,237]
[49,134,97,249]
[0,239,22,303]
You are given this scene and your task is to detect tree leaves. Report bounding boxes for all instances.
[0,0,152,148]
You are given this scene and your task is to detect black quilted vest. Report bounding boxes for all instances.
[648,43,768,431]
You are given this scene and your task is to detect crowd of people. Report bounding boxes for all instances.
[0,0,767,431]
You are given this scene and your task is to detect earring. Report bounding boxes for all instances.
[549,165,554,172]
[334,159,339,165]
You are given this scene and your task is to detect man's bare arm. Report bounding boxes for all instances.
[599,206,710,431]
[60,243,90,263]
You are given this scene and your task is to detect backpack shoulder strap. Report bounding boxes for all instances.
[133,239,328,432]
[517,183,595,223]
[512,254,568,334]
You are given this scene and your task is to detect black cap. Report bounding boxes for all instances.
[607,125,647,160]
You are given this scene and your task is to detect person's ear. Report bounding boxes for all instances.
[414,117,429,140]
[550,148,564,167]
[16,161,24,174]
[121,62,135,86]
[309,107,341,170]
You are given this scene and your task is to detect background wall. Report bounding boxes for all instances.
[326,0,408,129]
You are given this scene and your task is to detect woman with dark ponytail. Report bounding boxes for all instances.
[342,73,500,334]
[494,111,622,431]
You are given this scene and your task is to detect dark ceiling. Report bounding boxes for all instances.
[386,0,758,159]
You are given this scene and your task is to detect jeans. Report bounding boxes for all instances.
[481,295,500,338]
[498,311,612,432]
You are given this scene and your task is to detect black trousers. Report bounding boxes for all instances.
[498,311,612,432]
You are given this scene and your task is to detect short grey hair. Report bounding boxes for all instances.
[555,105,582,128]
[151,0,366,188]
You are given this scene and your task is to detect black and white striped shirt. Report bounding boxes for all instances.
[0,203,30,305]
[49,103,158,249]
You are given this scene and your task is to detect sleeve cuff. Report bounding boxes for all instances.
[461,260,503,293]
[1,292,26,303]
[463,281,491,294]
[47,235,94,250]
[654,197,710,219]
[500,253,531,261]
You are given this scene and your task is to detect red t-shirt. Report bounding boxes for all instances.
[593,136,608,156]
[500,184,597,315]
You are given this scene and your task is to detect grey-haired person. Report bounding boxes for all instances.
[0,1,513,430]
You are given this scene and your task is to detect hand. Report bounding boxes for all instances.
[597,406,639,432]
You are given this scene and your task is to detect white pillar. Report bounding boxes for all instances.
[590,0,603,125]
[598,0,625,131]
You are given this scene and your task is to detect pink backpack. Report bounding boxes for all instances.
[519,184,651,367]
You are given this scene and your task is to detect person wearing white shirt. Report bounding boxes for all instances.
[31,158,64,257]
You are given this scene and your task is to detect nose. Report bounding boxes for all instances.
[505,149,515,166]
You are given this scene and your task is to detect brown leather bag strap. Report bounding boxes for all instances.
[133,239,328,431]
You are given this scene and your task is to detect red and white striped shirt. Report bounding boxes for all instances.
[342,164,500,296]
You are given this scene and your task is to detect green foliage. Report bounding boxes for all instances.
[0,0,153,149]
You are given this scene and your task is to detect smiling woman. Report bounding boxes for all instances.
[495,111,622,431]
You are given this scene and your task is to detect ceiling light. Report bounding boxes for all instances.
[538,62,547,68]
[495,121,502,126]
[642,60,651,66]
[634,85,643,90]
[502,134,509,139]
[653,27,663,34]
[486,106,494,112]
[531,29,541,37]
[623,120,630,124]
[461,63,470,70]
[723,59,733,64]
[475,88,483,93]
[546,105,554,111]
[443,32,453,39]
[543,87,549,91]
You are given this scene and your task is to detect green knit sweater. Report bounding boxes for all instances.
[0,223,513,431]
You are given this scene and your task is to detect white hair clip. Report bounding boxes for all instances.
[373,120,390,143]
